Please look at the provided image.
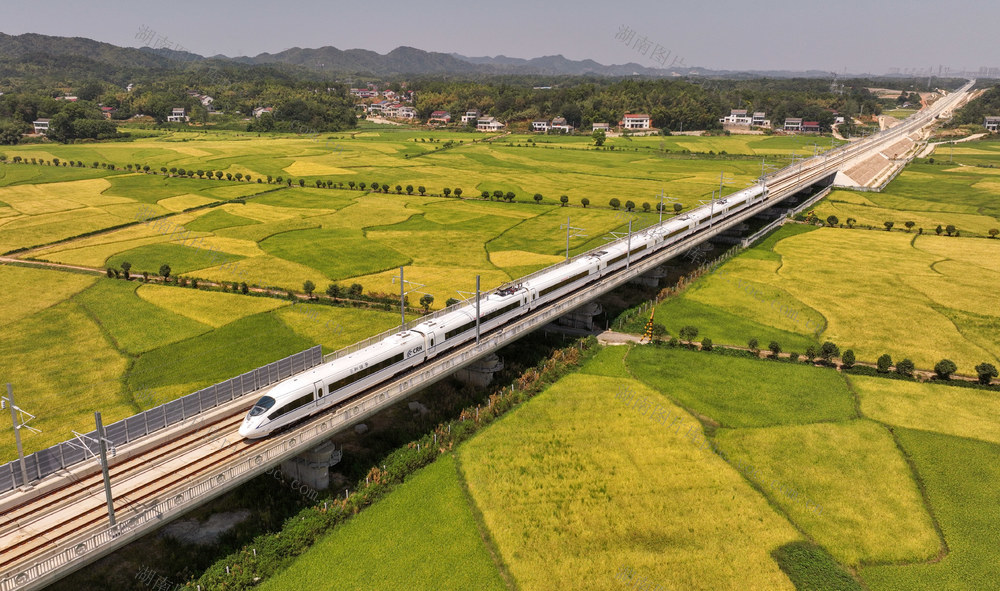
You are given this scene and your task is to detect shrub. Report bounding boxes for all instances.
[805,345,817,360]
[820,341,840,362]
[934,359,958,380]
[895,359,915,377]
[700,337,713,351]
[841,349,855,369]
[768,341,782,356]
[975,363,998,385]
[877,354,892,373]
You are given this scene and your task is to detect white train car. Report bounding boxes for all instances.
[239,331,426,438]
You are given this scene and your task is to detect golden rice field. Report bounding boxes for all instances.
[651,224,1000,372]
[459,369,801,591]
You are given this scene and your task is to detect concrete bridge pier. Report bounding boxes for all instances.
[555,301,604,329]
[278,440,342,491]
[627,264,670,288]
[454,353,504,387]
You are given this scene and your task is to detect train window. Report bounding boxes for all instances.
[248,396,275,417]
[328,353,406,394]
[446,321,475,339]
[539,271,591,297]
[267,392,314,420]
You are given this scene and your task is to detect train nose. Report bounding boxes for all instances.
[238,419,255,439]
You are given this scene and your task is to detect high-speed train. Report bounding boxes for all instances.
[239,183,767,438]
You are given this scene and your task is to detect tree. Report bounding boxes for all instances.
[884,221,894,232]
[533,193,543,204]
[560,195,569,207]
[592,129,606,146]
[240,282,249,294]
[381,184,389,193]
[505,191,516,202]
[989,228,999,239]
[443,188,451,197]
[581,197,590,208]
[348,283,363,296]
[348,181,356,189]
[445,297,460,307]
[768,341,782,356]
[934,359,958,380]
[895,358,915,377]
[748,337,760,354]
[877,353,893,373]
[935,224,943,235]
[805,345,817,360]
[159,264,171,280]
[235,173,244,182]
[826,215,839,227]
[419,186,427,196]
[679,325,699,343]
[454,188,463,198]
[904,221,915,232]
[945,224,956,236]
[846,217,856,228]
[841,349,856,369]
[120,261,132,280]
[820,341,840,362]
[395,185,403,194]
[419,294,434,312]
[326,283,342,298]
[673,203,683,213]
[216,171,224,180]
[299,179,306,187]
[650,323,667,344]
[609,198,621,210]
[303,280,315,298]
[975,362,998,385]
[106,267,114,278]
[642,202,651,212]
[701,337,713,351]
[625,200,635,212]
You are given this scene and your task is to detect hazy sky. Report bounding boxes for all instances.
[1,0,996,74]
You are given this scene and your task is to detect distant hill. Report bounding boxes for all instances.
[0,31,852,84]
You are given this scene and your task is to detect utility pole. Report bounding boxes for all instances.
[7,384,28,488]
[560,217,586,261]
[398,266,405,330]
[625,220,633,269]
[475,275,481,344]
[95,412,116,526]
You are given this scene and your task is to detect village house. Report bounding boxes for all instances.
[550,117,573,133]
[752,112,771,127]
[984,116,1000,132]
[167,107,188,123]
[428,110,451,124]
[783,117,803,132]
[32,119,50,134]
[801,121,821,133]
[461,109,482,124]
[396,106,417,119]
[621,113,651,130]
[592,122,610,132]
[253,107,273,118]
[476,116,504,132]
[532,119,550,132]
[350,88,378,99]
[720,109,752,126]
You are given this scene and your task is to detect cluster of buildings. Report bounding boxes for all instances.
[349,85,414,103]
[719,109,771,128]
[366,101,417,119]
[532,117,574,133]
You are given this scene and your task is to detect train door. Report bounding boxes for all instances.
[314,380,325,400]
[426,330,439,359]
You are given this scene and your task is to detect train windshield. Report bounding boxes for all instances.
[248,396,276,417]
